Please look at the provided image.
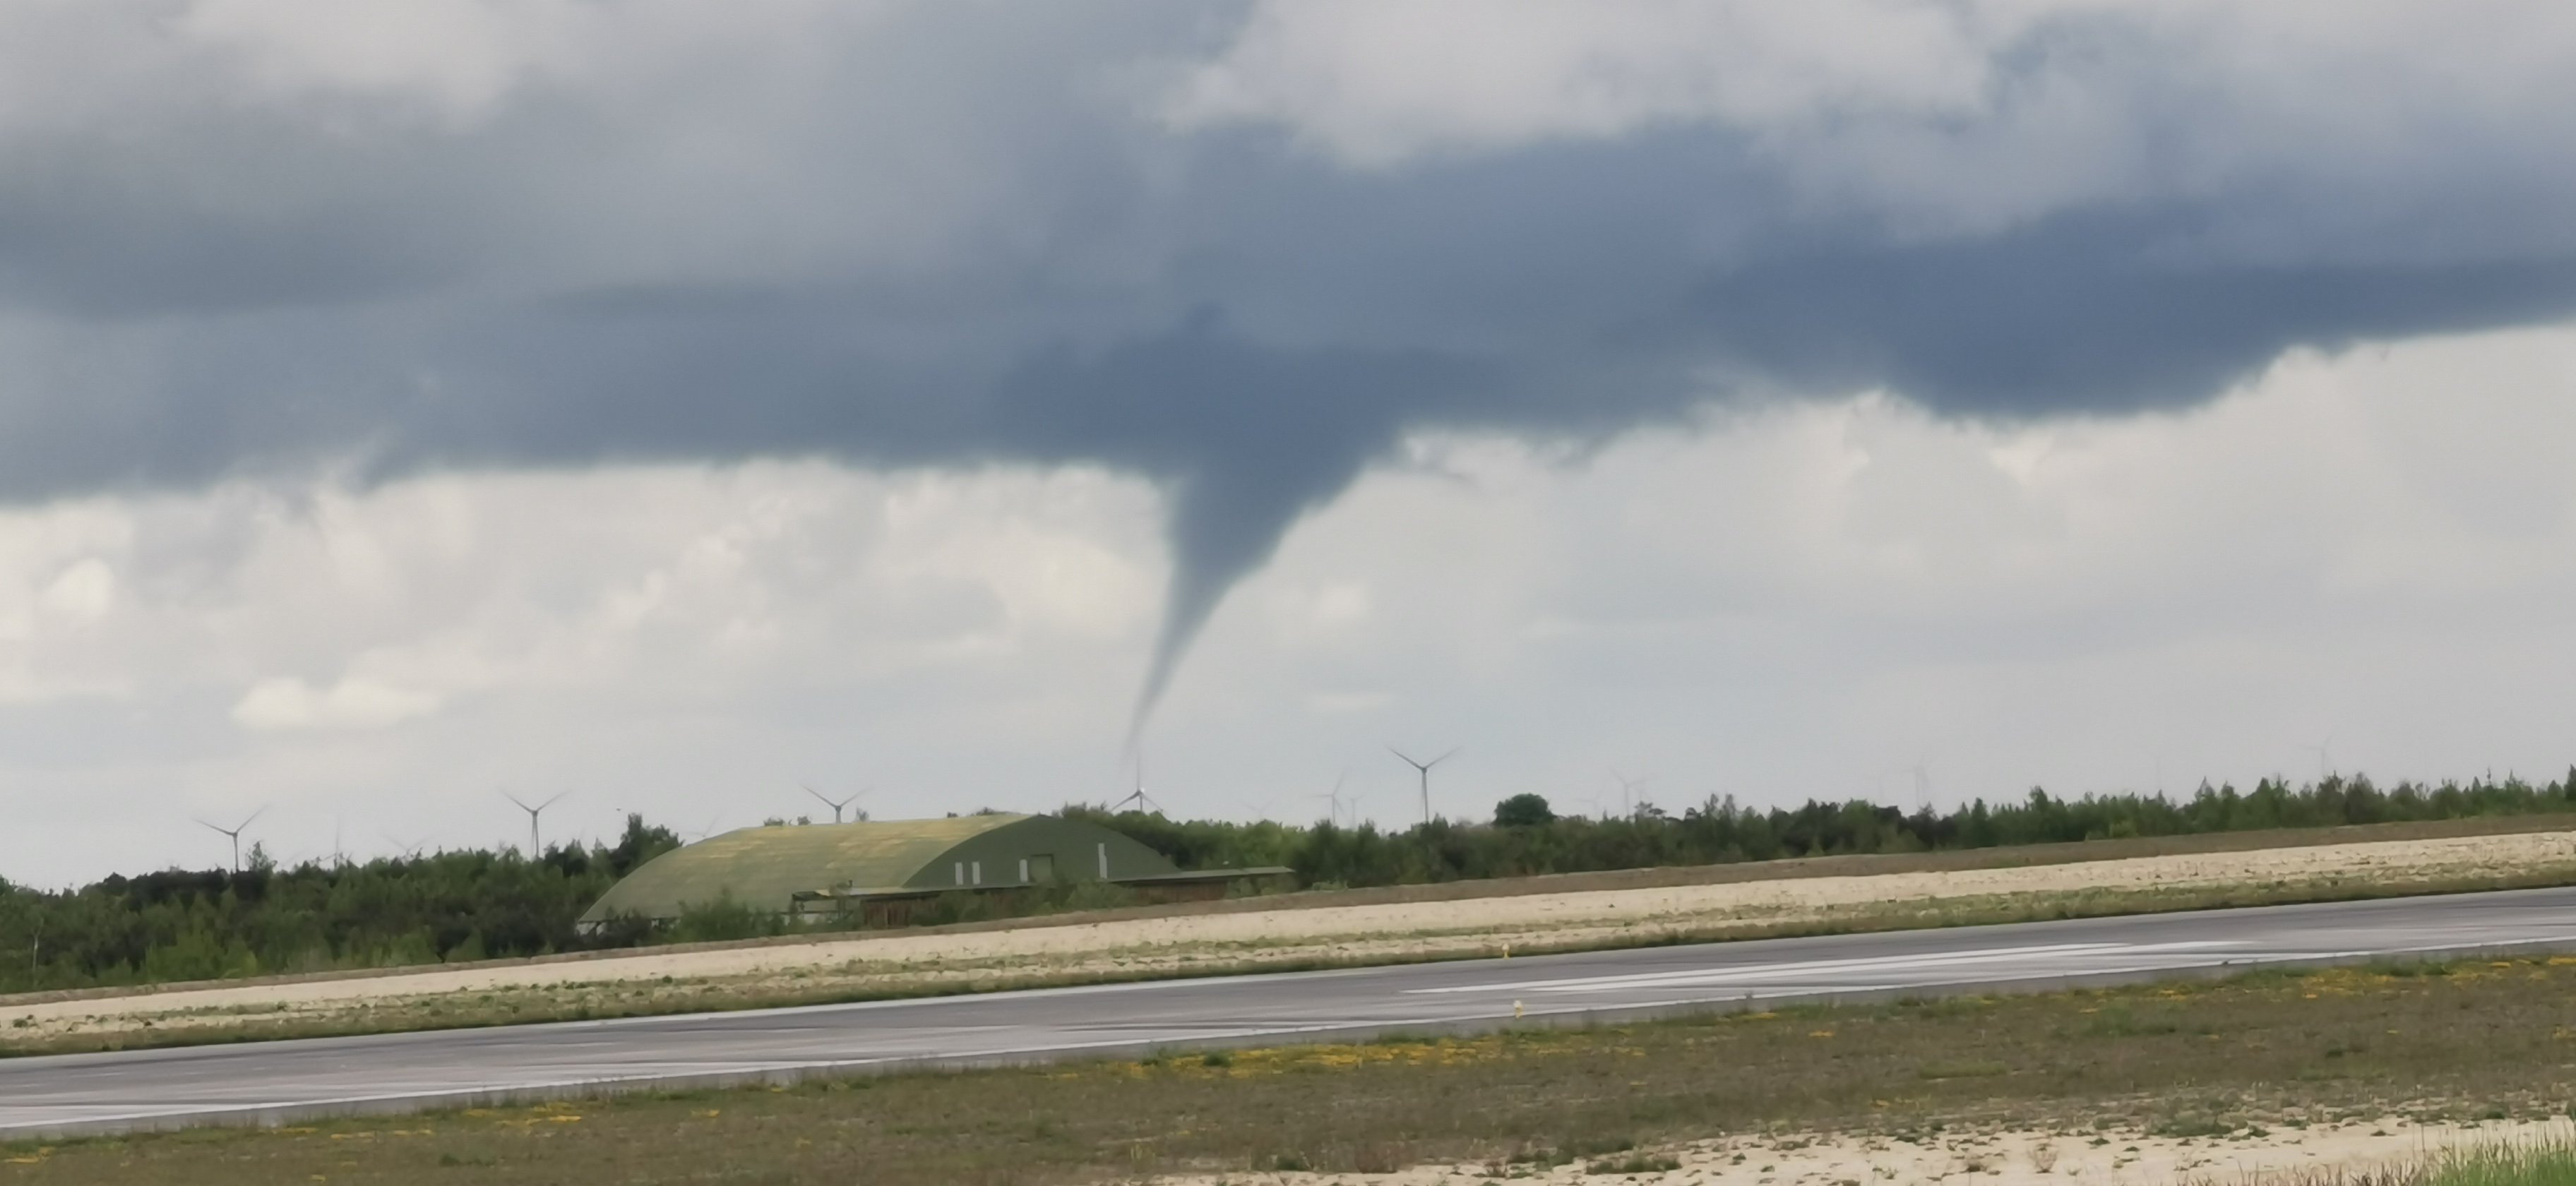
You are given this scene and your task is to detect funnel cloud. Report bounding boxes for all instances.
[1,2,2575,731]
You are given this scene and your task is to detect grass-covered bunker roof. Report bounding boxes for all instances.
[578,813,1188,923]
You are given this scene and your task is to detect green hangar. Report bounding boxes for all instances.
[577,813,1280,926]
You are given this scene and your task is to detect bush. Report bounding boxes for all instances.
[669,893,786,944]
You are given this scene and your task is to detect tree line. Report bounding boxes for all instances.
[4,772,2572,995]
[1063,769,2576,887]
[0,815,679,995]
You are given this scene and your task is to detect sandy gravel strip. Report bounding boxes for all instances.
[1156,1114,2567,1185]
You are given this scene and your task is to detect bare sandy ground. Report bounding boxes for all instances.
[7,829,2574,1043]
[1158,1115,2567,1185]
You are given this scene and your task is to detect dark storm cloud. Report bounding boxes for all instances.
[3,2,2575,724]
[1694,211,2576,419]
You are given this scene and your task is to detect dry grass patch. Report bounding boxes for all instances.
[11,956,2576,1184]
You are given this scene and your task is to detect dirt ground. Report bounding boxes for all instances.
[7,828,2575,1046]
[1157,1115,2566,1185]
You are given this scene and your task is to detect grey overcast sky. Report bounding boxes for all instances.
[4,0,2576,885]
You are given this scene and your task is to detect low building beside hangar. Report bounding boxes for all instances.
[578,813,1284,927]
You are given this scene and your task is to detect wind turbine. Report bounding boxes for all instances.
[1609,768,1652,817]
[1312,772,1352,827]
[1112,746,1159,814]
[2301,731,2339,783]
[501,790,568,857]
[381,833,430,860]
[802,783,869,825]
[196,807,266,874]
[1389,746,1457,826]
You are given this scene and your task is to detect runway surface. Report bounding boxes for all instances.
[10,885,2576,1140]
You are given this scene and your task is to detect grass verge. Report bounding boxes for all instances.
[10,954,2576,1184]
[2426,1137,2576,1186]
[2274,1134,2576,1186]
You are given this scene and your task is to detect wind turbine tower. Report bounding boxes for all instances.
[1113,746,1159,814]
[501,791,568,858]
[1311,772,1354,827]
[2302,731,2339,783]
[1609,768,1652,817]
[1389,746,1457,827]
[196,808,266,875]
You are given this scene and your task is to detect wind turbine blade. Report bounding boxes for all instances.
[1432,748,1459,766]
[537,791,568,811]
[501,790,530,812]
[239,805,268,831]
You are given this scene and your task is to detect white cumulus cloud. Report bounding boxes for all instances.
[232,676,443,731]
[37,558,115,623]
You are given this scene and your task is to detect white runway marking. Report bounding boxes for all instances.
[1402,940,2248,995]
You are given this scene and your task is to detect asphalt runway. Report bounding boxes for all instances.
[10,885,2576,1140]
